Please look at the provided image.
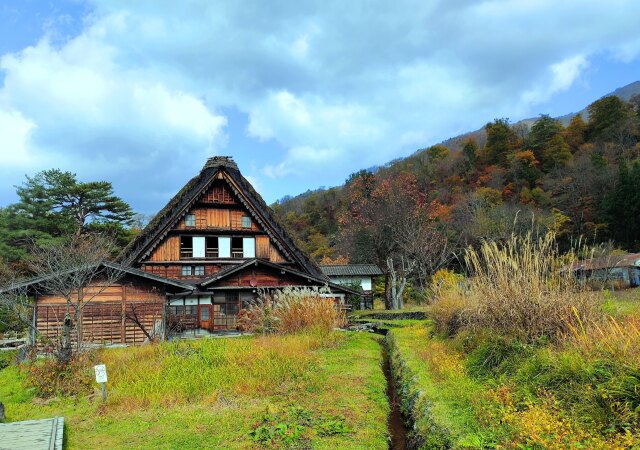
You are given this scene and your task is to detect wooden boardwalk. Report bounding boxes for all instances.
[0,417,64,449]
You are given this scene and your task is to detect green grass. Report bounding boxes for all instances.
[386,314,640,449]
[386,322,497,448]
[0,332,389,449]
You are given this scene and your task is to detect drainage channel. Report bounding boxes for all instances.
[376,328,408,450]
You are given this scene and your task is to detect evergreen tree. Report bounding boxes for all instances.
[602,161,640,249]
[0,169,135,263]
[483,118,519,166]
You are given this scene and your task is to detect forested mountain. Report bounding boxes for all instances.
[272,82,640,299]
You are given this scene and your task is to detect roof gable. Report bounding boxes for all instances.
[120,157,322,276]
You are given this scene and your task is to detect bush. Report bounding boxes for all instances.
[238,287,347,336]
[457,232,602,343]
[430,294,465,337]
[23,351,95,397]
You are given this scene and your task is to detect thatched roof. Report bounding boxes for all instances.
[120,156,324,277]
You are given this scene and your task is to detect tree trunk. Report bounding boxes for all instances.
[384,271,392,310]
[59,313,73,364]
[397,277,407,309]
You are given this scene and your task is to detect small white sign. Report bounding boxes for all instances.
[94,364,107,383]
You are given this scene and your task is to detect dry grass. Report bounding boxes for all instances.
[239,287,347,336]
[434,232,603,342]
[566,310,640,361]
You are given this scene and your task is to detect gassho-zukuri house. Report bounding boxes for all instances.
[3,157,358,345]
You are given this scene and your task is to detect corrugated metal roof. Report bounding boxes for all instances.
[320,264,383,276]
[570,252,640,271]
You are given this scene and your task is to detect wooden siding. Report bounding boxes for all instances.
[256,235,270,259]
[175,207,259,231]
[142,263,223,279]
[36,280,165,345]
[216,268,313,287]
[270,243,287,263]
[148,236,180,262]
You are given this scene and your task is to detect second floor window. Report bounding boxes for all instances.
[241,216,251,228]
[185,214,196,227]
[181,266,192,276]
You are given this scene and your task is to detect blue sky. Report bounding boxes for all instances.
[1,1,639,215]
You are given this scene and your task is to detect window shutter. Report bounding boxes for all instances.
[193,237,206,258]
[219,237,231,258]
[243,237,256,258]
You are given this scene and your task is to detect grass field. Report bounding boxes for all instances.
[0,332,389,449]
[385,289,640,449]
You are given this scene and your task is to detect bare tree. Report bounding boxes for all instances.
[27,234,124,362]
[395,215,453,292]
[0,264,35,344]
[386,256,416,309]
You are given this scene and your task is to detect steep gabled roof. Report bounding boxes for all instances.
[120,156,323,277]
[320,264,383,277]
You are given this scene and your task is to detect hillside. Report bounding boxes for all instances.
[437,80,640,152]
[273,81,640,298]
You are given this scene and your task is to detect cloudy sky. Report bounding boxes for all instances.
[1,1,640,214]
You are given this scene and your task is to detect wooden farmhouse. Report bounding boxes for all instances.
[5,157,355,345]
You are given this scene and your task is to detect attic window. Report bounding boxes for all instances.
[185,214,196,227]
[241,216,251,228]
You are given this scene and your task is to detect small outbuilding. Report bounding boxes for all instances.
[320,264,383,309]
[569,252,640,289]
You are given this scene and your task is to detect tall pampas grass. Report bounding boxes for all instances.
[437,232,602,343]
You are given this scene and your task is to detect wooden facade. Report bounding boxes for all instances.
[20,157,355,345]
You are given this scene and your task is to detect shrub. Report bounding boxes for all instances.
[239,287,346,336]
[457,232,602,343]
[430,294,465,337]
[23,351,95,397]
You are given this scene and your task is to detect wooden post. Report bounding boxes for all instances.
[101,383,107,402]
[121,285,126,344]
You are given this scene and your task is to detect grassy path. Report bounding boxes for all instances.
[0,332,389,449]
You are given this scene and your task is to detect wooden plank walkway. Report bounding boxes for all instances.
[0,417,64,450]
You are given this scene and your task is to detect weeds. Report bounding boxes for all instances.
[239,287,347,336]
[433,232,603,343]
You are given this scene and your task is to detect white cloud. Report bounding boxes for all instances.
[521,55,589,106]
[1,0,640,206]
[0,108,36,165]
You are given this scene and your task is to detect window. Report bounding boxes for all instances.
[185,214,196,227]
[194,266,205,276]
[218,236,231,258]
[206,237,218,258]
[180,236,193,258]
[193,237,206,258]
[231,237,243,258]
[200,307,210,320]
[243,237,255,258]
[241,216,252,228]
[181,266,193,276]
